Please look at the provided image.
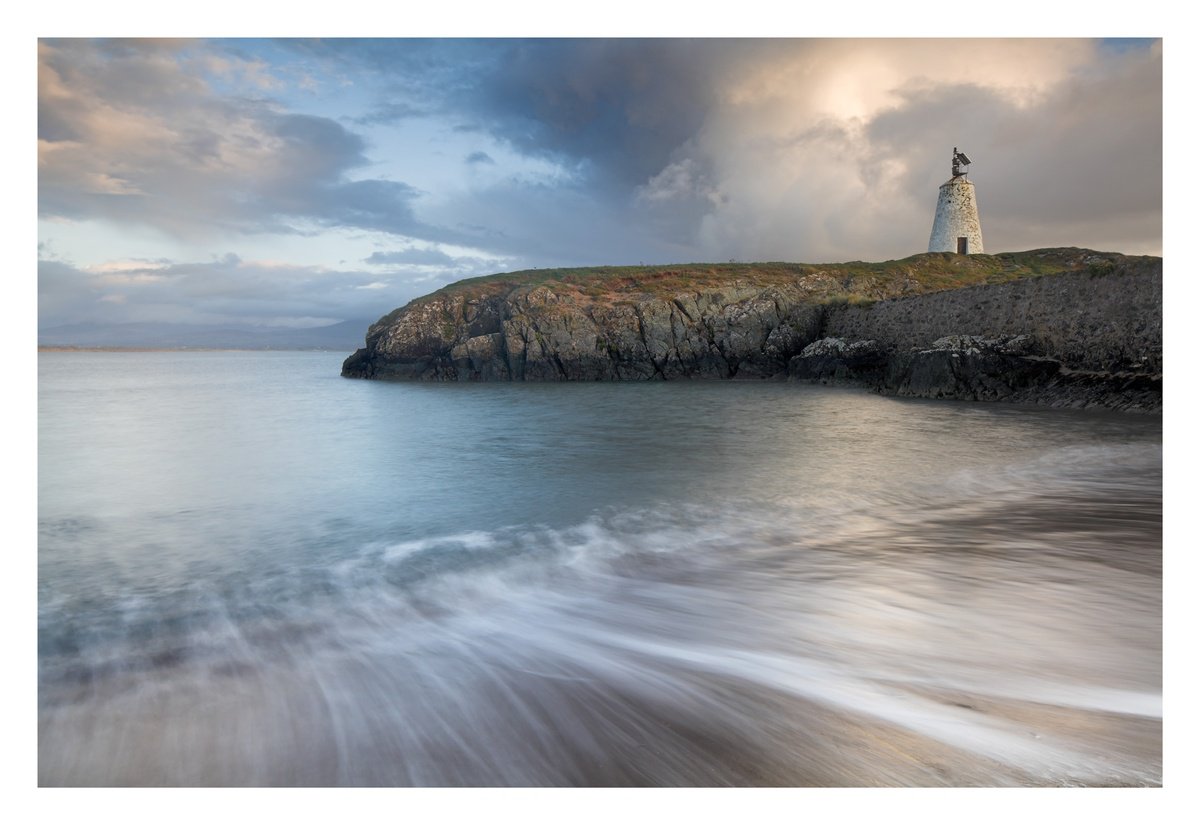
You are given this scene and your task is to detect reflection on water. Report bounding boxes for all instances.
[38,352,1161,786]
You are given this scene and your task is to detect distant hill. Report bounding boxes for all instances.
[38,319,372,351]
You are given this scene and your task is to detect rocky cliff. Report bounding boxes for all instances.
[343,249,1161,411]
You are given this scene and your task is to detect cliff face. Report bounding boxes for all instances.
[821,262,1161,375]
[791,258,1161,412]
[342,281,824,381]
[343,249,1161,412]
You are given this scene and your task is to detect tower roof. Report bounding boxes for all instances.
[951,146,972,178]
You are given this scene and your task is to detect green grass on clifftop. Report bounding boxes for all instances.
[391,248,1157,319]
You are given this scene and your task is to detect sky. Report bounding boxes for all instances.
[37,37,1162,331]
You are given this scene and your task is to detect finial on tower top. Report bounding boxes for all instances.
[952,147,972,178]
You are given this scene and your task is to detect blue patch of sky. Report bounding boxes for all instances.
[1098,38,1159,54]
[195,39,581,222]
[199,39,379,122]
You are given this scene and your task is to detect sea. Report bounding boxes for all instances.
[37,350,1162,786]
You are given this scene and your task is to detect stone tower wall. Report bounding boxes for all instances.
[928,177,984,253]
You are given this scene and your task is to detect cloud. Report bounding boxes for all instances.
[364,247,456,266]
[465,151,495,165]
[39,255,418,328]
[37,40,462,244]
[313,38,1159,260]
[456,39,726,187]
[38,244,523,329]
[350,101,427,125]
[864,45,1161,230]
[419,176,693,267]
[625,39,1162,259]
[287,39,743,189]
[637,156,723,208]
[364,246,520,284]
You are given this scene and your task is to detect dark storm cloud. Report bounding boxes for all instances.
[291,38,757,188]
[457,39,725,186]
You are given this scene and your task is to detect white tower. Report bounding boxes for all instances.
[928,147,984,254]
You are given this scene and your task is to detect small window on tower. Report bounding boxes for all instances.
[957,237,968,255]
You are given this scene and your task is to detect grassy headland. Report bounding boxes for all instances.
[386,248,1147,323]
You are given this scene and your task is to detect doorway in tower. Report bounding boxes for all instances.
[957,237,968,254]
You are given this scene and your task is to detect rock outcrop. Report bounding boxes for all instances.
[343,249,1161,412]
[790,333,1160,412]
[343,282,824,381]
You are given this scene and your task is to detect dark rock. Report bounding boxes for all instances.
[788,337,889,386]
[345,283,826,383]
[888,335,1060,401]
[343,252,1161,413]
[341,347,373,378]
[822,261,1161,375]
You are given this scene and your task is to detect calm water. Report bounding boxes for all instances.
[38,351,1162,786]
